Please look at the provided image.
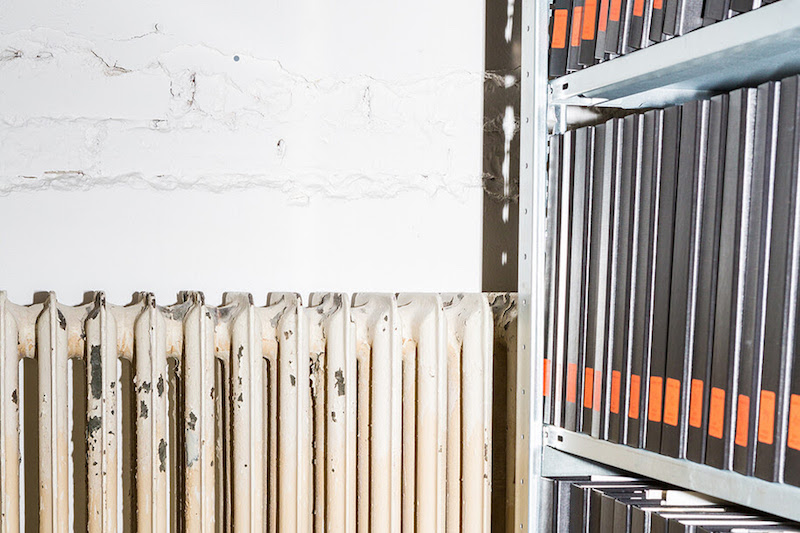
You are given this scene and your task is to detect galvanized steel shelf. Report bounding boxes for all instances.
[521,0,800,529]
[544,426,800,522]
[550,0,800,108]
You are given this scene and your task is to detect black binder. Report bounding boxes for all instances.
[567,0,586,72]
[649,0,666,41]
[567,128,594,429]
[701,0,728,26]
[579,0,601,66]
[775,76,800,487]
[686,93,728,464]
[608,114,638,444]
[584,121,615,437]
[627,0,651,49]
[661,100,707,459]
[645,106,682,453]
[546,135,563,428]
[569,483,588,533]
[595,0,611,60]
[605,0,626,53]
[729,0,755,13]
[549,0,573,77]
[564,130,584,432]
[614,499,631,532]
[705,87,758,470]
[626,110,661,448]
[662,0,680,35]
[631,506,648,533]
[732,80,778,476]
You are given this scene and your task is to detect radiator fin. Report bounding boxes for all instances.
[0,291,514,532]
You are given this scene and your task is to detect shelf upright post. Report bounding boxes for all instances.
[518,0,550,530]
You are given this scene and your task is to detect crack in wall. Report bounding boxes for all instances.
[0,27,484,199]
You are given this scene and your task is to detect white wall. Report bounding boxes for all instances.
[0,0,486,305]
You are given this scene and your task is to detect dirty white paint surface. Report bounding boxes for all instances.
[0,0,485,300]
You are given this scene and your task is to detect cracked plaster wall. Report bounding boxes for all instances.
[0,0,485,301]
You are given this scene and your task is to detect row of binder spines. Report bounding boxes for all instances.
[548,0,779,77]
[544,74,800,480]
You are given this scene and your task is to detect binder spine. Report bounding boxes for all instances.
[579,0,601,66]
[595,0,612,60]
[605,0,625,53]
[593,120,621,439]
[583,123,609,435]
[729,0,755,13]
[620,0,637,53]
[568,0,586,72]
[662,0,680,35]
[555,132,585,430]
[546,135,563,427]
[568,128,594,433]
[549,0,573,77]
[766,76,800,484]
[732,81,779,476]
[661,100,705,459]
[627,0,649,50]
[686,93,728,464]
[544,135,563,424]
[705,88,758,471]
[608,115,638,444]
[564,131,582,432]
[645,105,682,453]
[626,110,660,448]
[556,128,577,432]
[649,0,666,41]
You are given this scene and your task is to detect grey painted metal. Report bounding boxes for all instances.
[518,0,549,530]
[540,445,620,478]
[550,0,800,108]
[545,426,800,522]
[482,0,522,293]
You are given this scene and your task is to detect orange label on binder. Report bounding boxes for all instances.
[708,387,725,439]
[543,359,551,397]
[552,9,569,49]
[689,379,704,428]
[571,7,584,47]
[584,367,594,409]
[663,378,681,427]
[629,374,641,419]
[593,369,602,411]
[609,0,622,21]
[654,0,664,9]
[758,390,775,444]
[788,394,800,451]
[735,394,750,447]
[633,0,645,16]
[610,370,621,414]
[598,0,610,32]
[566,363,578,403]
[582,0,598,40]
[648,376,663,423]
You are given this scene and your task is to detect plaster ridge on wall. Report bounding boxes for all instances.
[0,24,483,200]
[0,170,483,204]
[0,27,485,87]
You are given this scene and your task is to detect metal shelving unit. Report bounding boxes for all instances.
[544,427,800,522]
[551,0,800,108]
[518,0,800,529]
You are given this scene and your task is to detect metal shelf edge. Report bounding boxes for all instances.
[544,426,800,523]
[549,0,800,108]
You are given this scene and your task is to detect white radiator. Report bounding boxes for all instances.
[0,291,517,532]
